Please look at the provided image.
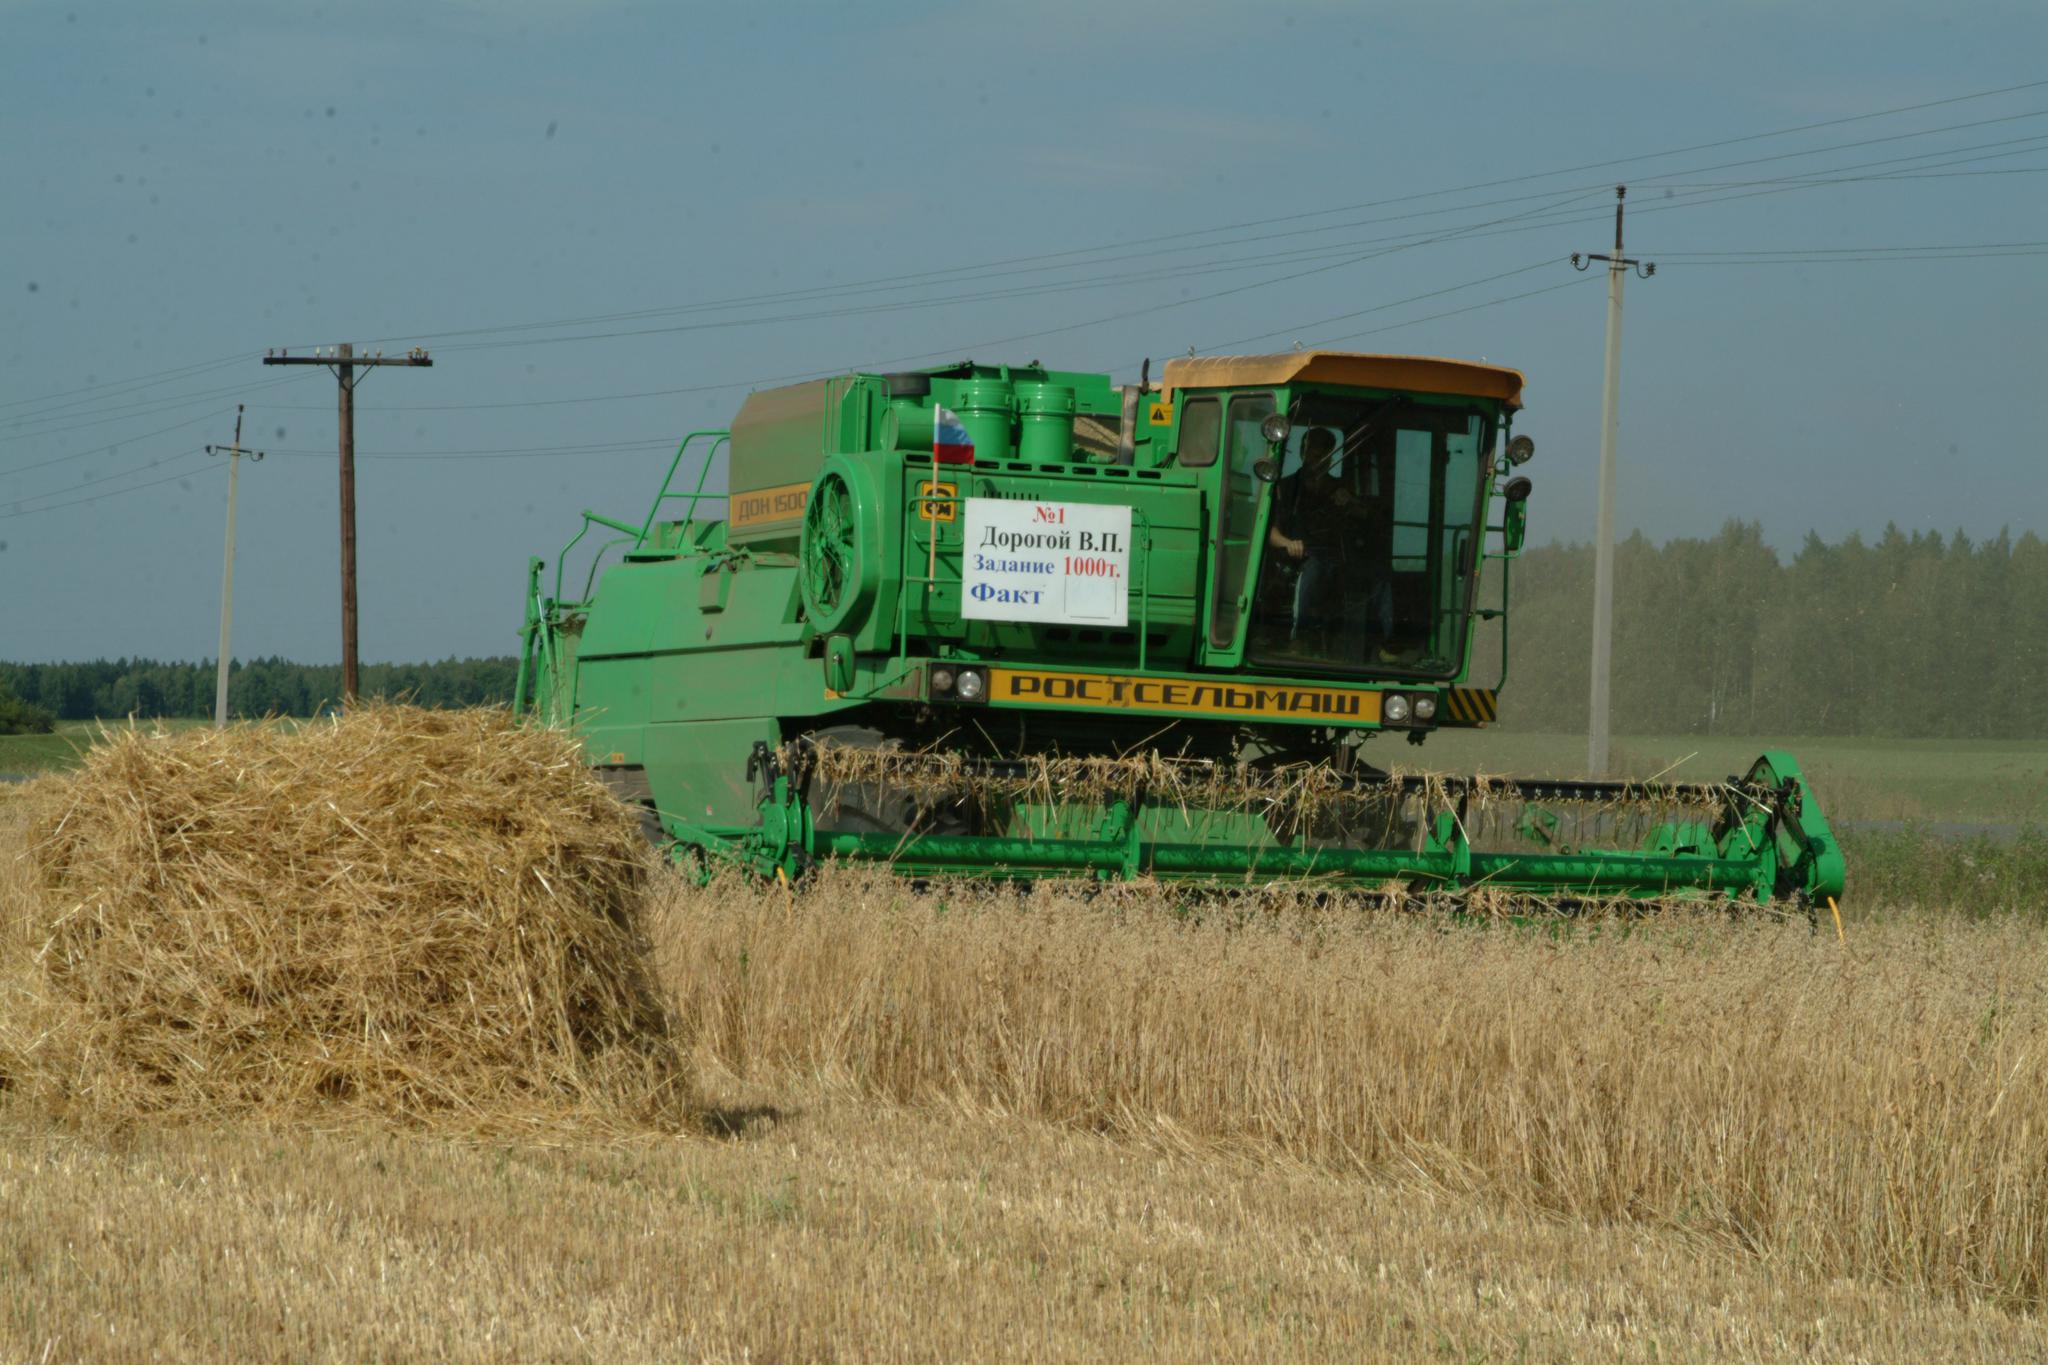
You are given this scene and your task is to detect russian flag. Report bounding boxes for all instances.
[933,404,975,466]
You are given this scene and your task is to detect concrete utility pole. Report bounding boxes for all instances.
[205,406,265,729]
[1572,188,1654,777]
[261,344,433,703]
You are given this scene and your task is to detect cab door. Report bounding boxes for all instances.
[1200,392,1277,665]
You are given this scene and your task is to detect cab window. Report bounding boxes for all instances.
[1175,397,1220,468]
[1208,392,1277,649]
[1245,398,1489,678]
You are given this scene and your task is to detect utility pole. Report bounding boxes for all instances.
[1572,188,1653,777]
[261,344,433,703]
[205,406,265,729]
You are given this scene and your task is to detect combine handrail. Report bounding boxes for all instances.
[548,431,732,606]
[581,536,634,601]
[639,430,731,546]
[513,557,542,715]
[1480,496,1517,692]
[554,510,642,603]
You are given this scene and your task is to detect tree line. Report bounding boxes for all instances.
[1476,521,2048,739]
[0,656,518,731]
[3,522,2045,739]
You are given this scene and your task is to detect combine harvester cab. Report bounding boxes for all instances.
[516,352,1844,910]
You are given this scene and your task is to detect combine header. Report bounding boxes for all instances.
[516,352,1843,908]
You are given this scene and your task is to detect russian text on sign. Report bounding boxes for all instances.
[960,497,1130,627]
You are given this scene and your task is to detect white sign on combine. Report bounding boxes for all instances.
[961,497,1130,627]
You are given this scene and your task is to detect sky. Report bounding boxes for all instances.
[1,0,2043,664]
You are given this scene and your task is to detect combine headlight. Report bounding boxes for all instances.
[1506,434,1536,465]
[1260,413,1292,445]
[1382,693,1411,723]
[1412,695,1436,721]
[930,666,956,695]
[955,667,987,703]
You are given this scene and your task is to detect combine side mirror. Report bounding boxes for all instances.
[1501,477,1531,554]
[1252,458,1281,484]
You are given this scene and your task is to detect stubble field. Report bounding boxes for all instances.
[3,735,2047,1361]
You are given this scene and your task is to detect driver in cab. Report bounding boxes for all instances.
[1265,427,1393,655]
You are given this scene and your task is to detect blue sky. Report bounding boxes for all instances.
[2,1,2043,663]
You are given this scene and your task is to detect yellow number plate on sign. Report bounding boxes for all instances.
[918,479,957,522]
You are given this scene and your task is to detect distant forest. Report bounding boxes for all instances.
[0,657,517,732]
[2,522,2044,739]
[1474,521,2048,740]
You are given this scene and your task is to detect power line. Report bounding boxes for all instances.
[8,448,210,505]
[1620,107,2048,190]
[1660,238,2048,256]
[1665,249,2048,265]
[1163,165,2048,363]
[1162,259,1558,357]
[1655,165,2048,187]
[0,457,225,521]
[243,189,1609,426]
[0,373,312,443]
[33,112,2031,445]
[285,80,2048,355]
[427,184,1616,356]
[367,181,1669,349]
[935,116,2048,294]
[1113,142,2048,364]
[8,228,2019,485]
[0,409,236,480]
[0,353,251,418]
[267,437,677,460]
[1413,136,2048,255]
[239,153,2026,431]
[395,110,2047,358]
[240,134,2035,421]
[21,85,2036,478]
[1314,277,1601,347]
[286,126,2048,391]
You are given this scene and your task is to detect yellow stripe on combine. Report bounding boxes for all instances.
[1443,688,1498,724]
[990,668,1383,724]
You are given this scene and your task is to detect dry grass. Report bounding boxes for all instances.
[4,719,2048,1357]
[0,708,687,1131]
[807,738,1720,850]
[655,870,2048,1310]
[2,1091,2042,1363]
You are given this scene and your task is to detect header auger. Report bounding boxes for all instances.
[516,351,1845,910]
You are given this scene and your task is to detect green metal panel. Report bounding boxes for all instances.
[645,718,781,828]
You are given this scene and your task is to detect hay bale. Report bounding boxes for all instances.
[5,706,688,1130]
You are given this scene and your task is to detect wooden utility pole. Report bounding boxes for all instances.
[1571,189,1653,777]
[261,344,433,702]
[204,405,265,728]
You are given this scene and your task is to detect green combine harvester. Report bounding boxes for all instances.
[515,351,1844,908]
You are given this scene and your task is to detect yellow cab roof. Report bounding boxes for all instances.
[1160,351,1525,410]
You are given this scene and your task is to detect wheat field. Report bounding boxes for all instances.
[6,776,2048,1359]
[652,872,2048,1304]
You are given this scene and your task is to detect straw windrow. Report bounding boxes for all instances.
[2,706,690,1131]
[801,739,1718,848]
